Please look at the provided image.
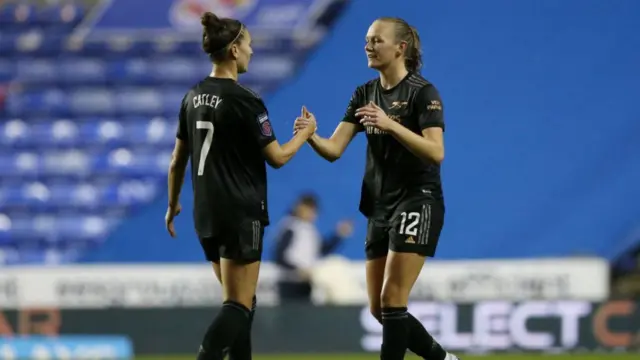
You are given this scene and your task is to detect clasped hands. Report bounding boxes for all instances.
[294,101,397,134]
[293,106,317,137]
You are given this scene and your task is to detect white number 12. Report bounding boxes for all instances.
[399,211,420,236]
[196,121,214,176]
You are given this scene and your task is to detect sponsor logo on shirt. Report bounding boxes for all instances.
[389,101,408,110]
[427,100,442,111]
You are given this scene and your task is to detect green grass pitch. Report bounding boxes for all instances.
[136,354,638,360]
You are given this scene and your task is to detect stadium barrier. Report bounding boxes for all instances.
[0,259,625,355]
[1,301,638,355]
[0,257,610,308]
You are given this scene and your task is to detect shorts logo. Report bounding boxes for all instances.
[257,112,272,136]
[405,236,416,244]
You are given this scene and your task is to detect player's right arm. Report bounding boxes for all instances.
[262,126,315,169]
[244,97,316,169]
[295,89,362,162]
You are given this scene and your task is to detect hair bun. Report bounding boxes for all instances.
[201,12,223,31]
[200,13,244,58]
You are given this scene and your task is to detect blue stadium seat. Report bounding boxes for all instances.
[114,88,163,115]
[68,88,115,116]
[106,58,154,85]
[0,117,176,150]
[0,32,14,56]
[0,119,30,147]
[15,58,58,83]
[0,3,37,28]
[0,59,15,82]
[34,119,81,147]
[0,152,40,178]
[37,3,86,30]
[5,213,115,244]
[5,89,69,116]
[58,58,108,85]
[94,148,171,177]
[0,180,157,211]
[3,30,67,56]
[150,57,205,84]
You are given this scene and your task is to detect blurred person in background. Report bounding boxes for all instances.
[273,192,354,303]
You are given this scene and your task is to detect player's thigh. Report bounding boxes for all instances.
[365,219,389,320]
[381,250,425,307]
[210,262,226,300]
[389,199,445,258]
[381,199,445,306]
[199,236,223,289]
[212,262,222,283]
[220,258,261,309]
[366,257,386,321]
[218,220,264,308]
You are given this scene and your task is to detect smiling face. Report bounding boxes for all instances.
[364,19,407,71]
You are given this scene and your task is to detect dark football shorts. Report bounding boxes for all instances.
[365,195,445,260]
[199,219,264,264]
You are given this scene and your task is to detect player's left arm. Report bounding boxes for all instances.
[389,86,445,164]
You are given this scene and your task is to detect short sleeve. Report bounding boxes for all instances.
[176,94,188,140]
[244,97,277,148]
[415,85,445,131]
[341,88,364,132]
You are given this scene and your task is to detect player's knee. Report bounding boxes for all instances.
[222,285,256,309]
[369,305,382,323]
[224,293,254,310]
[380,282,408,308]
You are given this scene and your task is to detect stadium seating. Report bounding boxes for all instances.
[0,1,302,264]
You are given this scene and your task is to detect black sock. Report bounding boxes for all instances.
[228,295,257,360]
[380,307,409,360]
[197,301,251,360]
[406,313,447,360]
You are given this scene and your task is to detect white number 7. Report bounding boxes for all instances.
[196,121,214,176]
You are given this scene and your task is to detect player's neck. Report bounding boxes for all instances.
[210,64,238,81]
[378,64,409,90]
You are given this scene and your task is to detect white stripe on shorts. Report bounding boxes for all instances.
[252,220,260,250]
[419,204,432,245]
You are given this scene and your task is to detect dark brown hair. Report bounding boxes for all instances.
[297,193,319,210]
[200,11,245,62]
[378,17,423,72]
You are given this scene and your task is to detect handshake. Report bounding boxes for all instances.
[292,106,317,138]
